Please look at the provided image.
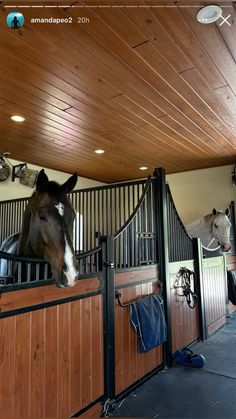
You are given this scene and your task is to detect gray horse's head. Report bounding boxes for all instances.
[211,208,231,252]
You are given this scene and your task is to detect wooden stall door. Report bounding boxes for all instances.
[169,261,200,353]
[0,284,104,417]
[202,256,228,337]
[114,267,164,396]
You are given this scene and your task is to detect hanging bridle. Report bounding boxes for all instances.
[174,267,197,309]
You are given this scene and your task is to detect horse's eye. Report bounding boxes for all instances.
[38,209,46,221]
[214,224,218,228]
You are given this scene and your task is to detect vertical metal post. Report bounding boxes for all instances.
[101,235,116,407]
[193,238,207,340]
[155,168,172,367]
[223,253,230,318]
[232,200,236,254]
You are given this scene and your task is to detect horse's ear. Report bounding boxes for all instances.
[212,208,217,216]
[225,207,230,217]
[36,169,49,192]
[60,173,78,194]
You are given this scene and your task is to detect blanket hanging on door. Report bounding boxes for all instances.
[130,295,167,353]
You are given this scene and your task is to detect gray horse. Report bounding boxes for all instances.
[185,208,231,252]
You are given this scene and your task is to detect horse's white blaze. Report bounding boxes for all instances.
[64,237,78,286]
[55,202,64,217]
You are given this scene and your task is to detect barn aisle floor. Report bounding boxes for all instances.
[112,312,236,418]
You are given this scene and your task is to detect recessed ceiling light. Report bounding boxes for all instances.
[95,149,105,154]
[11,115,25,122]
[139,166,148,170]
[197,5,222,24]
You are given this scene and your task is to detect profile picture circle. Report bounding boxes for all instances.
[6,12,24,29]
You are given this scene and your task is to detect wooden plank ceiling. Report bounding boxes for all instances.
[0,0,236,182]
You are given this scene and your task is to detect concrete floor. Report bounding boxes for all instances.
[112,312,236,418]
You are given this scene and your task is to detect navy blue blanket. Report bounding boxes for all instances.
[130,294,167,353]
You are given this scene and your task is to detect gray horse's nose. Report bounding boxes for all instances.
[222,243,231,252]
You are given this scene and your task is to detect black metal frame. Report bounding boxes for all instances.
[166,183,194,262]
[193,238,207,341]
[155,168,172,367]
[101,236,116,406]
[0,166,223,417]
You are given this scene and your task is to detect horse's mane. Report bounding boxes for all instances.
[203,213,213,225]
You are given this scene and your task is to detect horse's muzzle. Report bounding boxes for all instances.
[54,269,79,288]
[221,243,231,252]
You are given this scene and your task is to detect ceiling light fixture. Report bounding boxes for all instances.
[139,166,148,171]
[95,149,105,154]
[196,5,222,24]
[0,155,11,181]
[11,115,25,122]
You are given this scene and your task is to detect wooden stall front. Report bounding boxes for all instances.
[169,261,200,353]
[115,266,163,396]
[0,277,104,418]
[0,169,235,416]
[201,256,228,337]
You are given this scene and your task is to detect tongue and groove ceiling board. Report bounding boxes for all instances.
[0,0,236,182]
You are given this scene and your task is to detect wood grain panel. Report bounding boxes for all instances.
[227,254,236,270]
[123,6,193,73]
[0,277,100,313]
[93,7,147,48]
[30,309,45,417]
[58,303,70,416]
[181,7,236,96]
[151,6,225,89]
[134,42,235,148]
[45,306,58,417]
[115,277,163,395]
[214,86,236,117]
[91,296,104,402]
[81,297,92,407]
[0,295,104,417]
[0,4,236,181]
[202,257,227,337]
[70,300,82,414]
[0,316,15,417]
[181,68,236,135]
[169,261,200,352]
[217,9,236,61]
[76,9,235,152]
[14,313,31,416]
[115,266,158,287]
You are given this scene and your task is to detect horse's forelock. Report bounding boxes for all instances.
[30,182,72,209]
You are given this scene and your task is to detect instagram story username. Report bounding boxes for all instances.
[30,16,90,24]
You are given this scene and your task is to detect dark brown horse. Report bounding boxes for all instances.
[0,170,79,287]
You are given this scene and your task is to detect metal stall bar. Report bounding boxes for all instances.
[155,168,172,367]
[101,235,116,415]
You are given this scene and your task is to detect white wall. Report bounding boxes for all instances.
[167,165,235,224]
[0,159,105,201]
